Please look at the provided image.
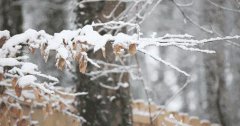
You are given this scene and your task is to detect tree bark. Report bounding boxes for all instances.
[75,1,131,126]
[201,0,231,125]
[0,0,23,35]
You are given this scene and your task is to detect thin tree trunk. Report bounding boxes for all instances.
[201,0,230,125]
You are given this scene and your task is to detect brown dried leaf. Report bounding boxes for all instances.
[0,86,5,95]
[29,47,36,54]
[9,106,22,119]
[57,58,65,71]
[72,41,77,50]
[79,57,87,73]
[12,77,18,88]
[80,43,88,52]
[113,44,123,55]
[0,36,7,48]
[0,112,3,119]
[129,43,137,55]
[17,118,29,126]
[74,52,82,62]
[40,43,47,56]
[59,101,66,110]
[33,88,42,101]
[101,47,106,58]
[0,73,4,81]
[41,43,49,62]
[0,102,7,115]
[15,84,22,97]
[45,103,53,115]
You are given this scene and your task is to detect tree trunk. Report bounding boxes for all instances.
[0,0,23,35]
[75,1,131,126]
[201,0,231,125]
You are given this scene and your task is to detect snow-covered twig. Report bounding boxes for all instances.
[99,82,129,90]
[138,49,190,76]
[55,89,88,97]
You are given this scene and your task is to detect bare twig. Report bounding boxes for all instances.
[165,78,191,106]
[170,0,213,34]
[134,54,154,125]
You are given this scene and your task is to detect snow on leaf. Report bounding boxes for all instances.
[129,43,137,55]
[22,90,36,100]
[114,33,131,47]
[0,30,10,39]
[17,75,37,88]
[81,25,94,36]
[93,34,113,52]
[2,29,39,56]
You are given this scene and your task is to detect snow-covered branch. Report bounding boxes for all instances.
[1,21,240,125]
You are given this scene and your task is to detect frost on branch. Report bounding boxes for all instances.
[0,22,240,125]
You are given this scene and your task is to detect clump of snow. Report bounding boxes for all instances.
[21,62,38,73]
[79,3,85,8]
[114,33,131,46]
[119,82,129,88]
[57,47,69,59]
[78,25,99,45]
[1,29,39,57]
[93,34,112,52]
[17,75,37,87]
[51,30,79,49]
[3,29,38,49]
[78,25,112,51]
[22,90,35,99]
[80,25,93,35]
[0,30,10,39]
[0,58,22,66]
[113,33,137,49]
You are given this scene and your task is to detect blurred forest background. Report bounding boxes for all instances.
[1,0,240,126]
